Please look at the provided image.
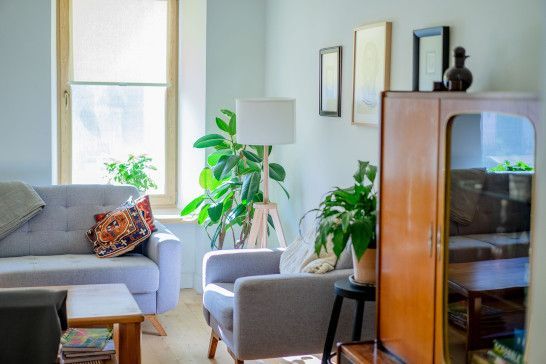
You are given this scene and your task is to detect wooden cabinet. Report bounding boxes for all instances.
[377,92,540,363]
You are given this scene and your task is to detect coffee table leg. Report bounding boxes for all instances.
[117,322,142,364]
[467,295,482,351]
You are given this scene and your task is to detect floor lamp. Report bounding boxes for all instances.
[236,98,296,249]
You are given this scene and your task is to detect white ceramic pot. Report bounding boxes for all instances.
[351,247,377,284]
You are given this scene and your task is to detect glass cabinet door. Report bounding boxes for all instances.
[445,113,535,363]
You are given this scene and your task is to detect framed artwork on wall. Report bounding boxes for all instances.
[352,21,392,126]
[412,26,450,91]
[319,46,342,117]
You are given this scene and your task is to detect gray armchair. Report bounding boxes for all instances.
[202,249,375,363]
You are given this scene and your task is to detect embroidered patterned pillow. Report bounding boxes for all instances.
[93,195,157,232]
[86,202,151,258]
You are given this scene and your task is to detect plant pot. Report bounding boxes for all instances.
[351,247,376,284]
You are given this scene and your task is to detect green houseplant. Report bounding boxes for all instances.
[313,161,377,284]
[104,154,158,192]
[180,109,289,250]
[488,160,534,172]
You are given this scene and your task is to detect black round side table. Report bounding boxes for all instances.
[321,278,376,364]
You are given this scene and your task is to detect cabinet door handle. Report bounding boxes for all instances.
[436,226,442,261]
[428,223,433,257]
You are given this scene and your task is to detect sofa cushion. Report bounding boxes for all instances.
[0,185,140,258]
[87,202,151,258]
[448,236,496,263]
[203,283,234,331]
[0,254,159,294]
[467,232,530,259]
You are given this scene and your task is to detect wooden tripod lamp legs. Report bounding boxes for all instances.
[246,203,287,248]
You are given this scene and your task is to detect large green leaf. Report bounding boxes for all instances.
[353,161,369,184]
[220,109,235,117]
[226,204,246,225]
[197,204,210,224]
[366,165,377,184]
[208,202,224,223]
[213,155,239,180]
[180,195,205,216]
[269,163,286,181]
[207,150,230,166]
[242,150,262,163]
[199,168,220,190]
[253,145,272,158]
[215,117,230,133]
[332,228,348,257]
[221,193,234,214]
[241,172,261,202]
[351,219,373,260]
[193,134,226,148]
[228,116,236,135]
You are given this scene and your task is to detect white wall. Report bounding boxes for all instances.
[205,0,266,132]
[264,0,543,242]
[0,0,55,184]
[450,115,483,169]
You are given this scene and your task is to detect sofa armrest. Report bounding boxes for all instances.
[232,269,368,359]
[202,249,283,287]
[144,222,182,313]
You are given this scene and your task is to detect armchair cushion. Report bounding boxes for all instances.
[203,249,282,286]
[203,282,235,330]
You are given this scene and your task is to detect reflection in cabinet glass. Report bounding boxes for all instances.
[446,113,534,364]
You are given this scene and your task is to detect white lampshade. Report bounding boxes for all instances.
[236,98,296,145]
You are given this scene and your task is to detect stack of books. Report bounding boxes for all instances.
[59,328,116,364]
[485,336,525,364]
[448,300,505,334]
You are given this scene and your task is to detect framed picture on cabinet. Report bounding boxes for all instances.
[319,46,342,117]
[412,26,450,91]
[352,21,392,126]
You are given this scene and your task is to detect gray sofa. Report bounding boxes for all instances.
[0,185,182,318]
[449,170,531,263]
[202,249,375,363]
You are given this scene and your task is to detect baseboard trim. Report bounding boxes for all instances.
[180,272,194,289]
[193,273,203,293]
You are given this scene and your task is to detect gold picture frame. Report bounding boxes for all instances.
[351,21,392,126]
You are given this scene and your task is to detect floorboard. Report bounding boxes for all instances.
[141,289,321,364]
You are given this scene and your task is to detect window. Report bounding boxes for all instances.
[57,0,178,206]
[481,113,535,168]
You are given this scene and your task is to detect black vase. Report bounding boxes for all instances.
[443,47,473,91]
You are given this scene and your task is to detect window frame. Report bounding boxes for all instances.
[56,0,178,208]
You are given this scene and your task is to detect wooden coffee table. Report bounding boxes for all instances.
[46,283,144,364]
[448,257,528,351]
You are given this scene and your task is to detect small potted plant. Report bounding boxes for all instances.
[313,161,377,284]
[104,154,158,193]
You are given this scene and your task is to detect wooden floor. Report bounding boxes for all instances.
[141,289,321,364]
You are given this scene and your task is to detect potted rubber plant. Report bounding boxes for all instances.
[180,109,289,250]
[313,161,377,284]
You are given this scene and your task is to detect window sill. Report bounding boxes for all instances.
[154,208,197,225]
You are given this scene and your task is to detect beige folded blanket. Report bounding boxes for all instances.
[0,182,45,240]
[280,232,337,274]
